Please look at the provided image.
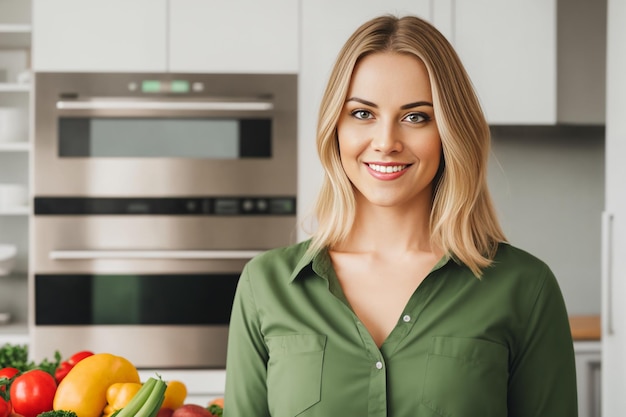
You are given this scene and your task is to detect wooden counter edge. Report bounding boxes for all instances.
[569,315,601,341]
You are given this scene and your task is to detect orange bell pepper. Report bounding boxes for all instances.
[161,380,187,410]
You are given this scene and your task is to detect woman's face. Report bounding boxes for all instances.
[336,52,442,210]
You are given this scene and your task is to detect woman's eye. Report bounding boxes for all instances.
[351,109,373,120]
[403,112,430,123]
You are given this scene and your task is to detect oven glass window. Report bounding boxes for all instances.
[35,274,240,325]
[58,117,271,158]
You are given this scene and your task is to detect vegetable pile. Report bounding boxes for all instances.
[0,344,224,417]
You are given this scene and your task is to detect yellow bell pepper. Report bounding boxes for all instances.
[53,353,140,417]
[102,382,143,417]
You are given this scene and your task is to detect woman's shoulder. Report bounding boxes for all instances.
[486,242,555,284]
[493,242,548,267]
[245,239,313,276]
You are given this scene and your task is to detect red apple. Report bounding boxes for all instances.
[171,404,213,417]
[156,408,175,417]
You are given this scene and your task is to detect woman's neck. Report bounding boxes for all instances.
[337,196,435,255]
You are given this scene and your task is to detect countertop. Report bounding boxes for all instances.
[0,315,604,345]
[569,315,601,341]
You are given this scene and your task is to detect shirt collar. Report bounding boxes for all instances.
[288,242,453,283]
[288,243,326,283]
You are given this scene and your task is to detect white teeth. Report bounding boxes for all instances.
[368,163,408,173]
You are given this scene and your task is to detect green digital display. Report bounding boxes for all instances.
[270,198,295,214]
[170,80,190,93]
[141,80,161,93]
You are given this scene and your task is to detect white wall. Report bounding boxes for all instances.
[489,126,604,315]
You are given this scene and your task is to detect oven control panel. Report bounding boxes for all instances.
[34,196,296,216]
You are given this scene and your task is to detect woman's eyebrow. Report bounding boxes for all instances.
[400,101,433,109]
[346,97,377,107]
[346,97,433,109]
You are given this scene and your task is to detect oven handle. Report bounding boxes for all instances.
[49,250,263,260]
[56,100,274,111]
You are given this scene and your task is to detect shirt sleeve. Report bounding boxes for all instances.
[224,263,271,417]
[507,265,578,417]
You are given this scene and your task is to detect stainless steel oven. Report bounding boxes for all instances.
[30,73,297,368]
[33,72,296,197]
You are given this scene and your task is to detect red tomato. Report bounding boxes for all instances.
[0,367,19,392]
[10,370,57,417]
[67,350,94,366]
[0,397,11,417]
[54,361,72,384]
[54,350,95,383]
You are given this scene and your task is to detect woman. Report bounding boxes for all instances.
[224,15,577,417]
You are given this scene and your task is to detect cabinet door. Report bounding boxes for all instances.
[453,0,557,124]
[169,0,298,73]
[32,0,167,72]
[297,1,431,240]
[602,0,626,415]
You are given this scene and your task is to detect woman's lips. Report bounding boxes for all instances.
[366,163,411,180]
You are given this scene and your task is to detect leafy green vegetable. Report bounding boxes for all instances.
[0,343,30,370]
[207,404,223,417]
[0,377,10,402]
[36,411,79,417]
[0,343,62,378]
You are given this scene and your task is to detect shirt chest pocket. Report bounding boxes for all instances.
[420,336,509,417]
[266,334,327,417]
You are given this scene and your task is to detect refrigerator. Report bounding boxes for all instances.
[602,0,626,415]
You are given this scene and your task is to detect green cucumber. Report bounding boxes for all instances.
[115,378,157,417]
[135,377,167,417]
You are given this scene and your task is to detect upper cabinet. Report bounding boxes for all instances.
[32,0,298,74]
[33,0,168,72]
[451,0,605,125]
[169,0,298,73]
[453,0,557,125]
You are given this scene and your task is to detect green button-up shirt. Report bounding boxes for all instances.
[224,240,577,417]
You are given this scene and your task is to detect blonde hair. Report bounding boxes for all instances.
[309,15,506,277]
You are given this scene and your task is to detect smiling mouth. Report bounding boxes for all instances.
[367,163,410,173]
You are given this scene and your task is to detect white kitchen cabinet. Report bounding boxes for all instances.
[453,0,557,125]
[32,0,168,72]
[297,0,432,240]
[575,341,602,417]
[169,0,298,73]
[601,0,626,416]
[32,0,299,74]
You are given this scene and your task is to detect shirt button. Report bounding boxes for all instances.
[403,315,411,322]
[375,361,383,370]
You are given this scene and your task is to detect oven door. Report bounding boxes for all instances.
[33,72,297,197]
[31,205,296,368]
[33,269,241,369]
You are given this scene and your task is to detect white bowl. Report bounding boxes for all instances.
[0,108,26,143]
[0,244,17,276]
[0,184,27,210]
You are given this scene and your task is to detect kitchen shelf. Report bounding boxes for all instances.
[0,322,29,346]
[0,83,31,92]
[0,0,32,352]
[0,206,30,215]
[0,25,31,49]
[0,142,30,152]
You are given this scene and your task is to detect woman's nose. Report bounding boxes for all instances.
[371,122,402,154]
